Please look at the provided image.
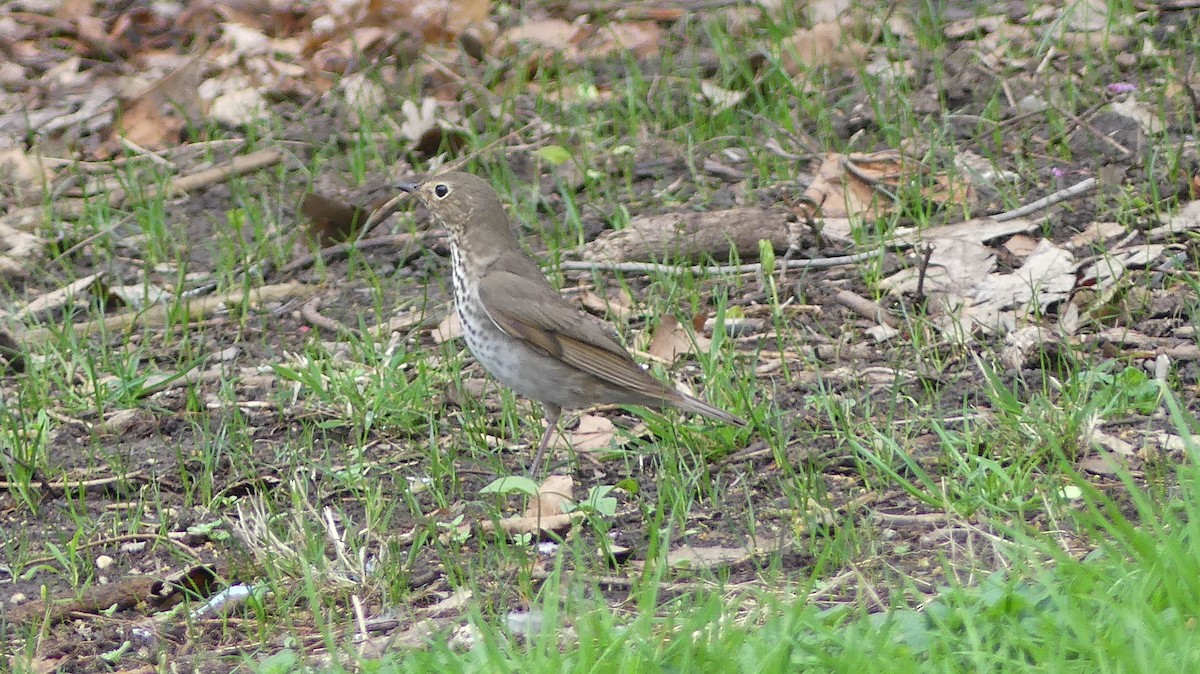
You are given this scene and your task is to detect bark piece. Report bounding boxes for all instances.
[582,207,791,263]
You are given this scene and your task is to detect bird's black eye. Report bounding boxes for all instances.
[434,184,450,198]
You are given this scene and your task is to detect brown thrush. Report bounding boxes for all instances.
[400,172,746,474]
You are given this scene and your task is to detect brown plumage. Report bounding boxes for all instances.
[400,172,745,474]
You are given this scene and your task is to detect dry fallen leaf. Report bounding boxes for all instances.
[1077,244,1167,289]
[999,325,1061,370]
[498,19,661,63]
[523,475,574,519]
[781,21,867,74]
[411,0,494,45]
[1148,200,1200,239]
[399,97,469,158]
[645,314,711,363]
[699,80,746,111]
[497,18,583,56]
[667,544,753,568]
[1068,221,1126,249]
[579,287,636,321]
[1109,94,1164,135]
[1003,234,1040,258]
[207,85,269,126]
[116,96,186,149]
[112,51,205,149]
[0,220,44,280]
[962,239,1077,332]
[801,151,972,222]
[879,237,996,296]
[447,474,583,542]
[0,147,53,207]
[586,22,662,60]
[6,272,103,321]
[550,414,617,451]
[433,311,462,343]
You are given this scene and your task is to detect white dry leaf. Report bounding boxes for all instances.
[1109,94,1163,134]
[220,22,273,58]
[400,97,439,143]
[108,283,172,309]
[999,325,1057,370]
[1147,199,1200,239]
[863,56,914,87]
[0,147,52,207]
[1088,427,1136,457]
[447,475,584,542]
[7,273,103,320]
[448,624,482,651]
[1067,221,1126,249]
[338,72,385,121]
[1064,0,1110,31]
[425,587,473,617]
[549,414,617,451]
[1155,432,1198,453]
[1078,244,1166,289]
[866,323,899,343]
[698,81,745,111]
[879,237,996,296]
[1017,94,1047,114]
[969,239,1075,325]
[207,85,269,126]
[806,0,853,23]
[0,219,43,279]
[665,544,753,569]
[43,55,88,88]
[943,15,1008,39]
[506,611,544,640]
[433,311,462,343]
[311,14,338,36]
[954,150,1018,186]
[1057,300,1080,336]
[892,217,1036,247]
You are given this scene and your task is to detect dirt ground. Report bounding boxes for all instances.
[3,1,1200,671]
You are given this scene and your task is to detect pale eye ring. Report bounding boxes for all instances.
[434,184,450,198]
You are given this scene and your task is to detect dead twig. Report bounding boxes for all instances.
[277,232,429,278]
[834,289,899,328]
[302,296,358,337]
[17,282,309,344]
[0,470,145,492]
[558,249,884,276]
[992,177,1097,222]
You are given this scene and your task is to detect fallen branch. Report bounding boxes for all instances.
[301,295,358,337]
[992,177,1097,222]
[834,289,899,328]
[582,207,793,263]
[276,232,428,278]
[558,249,883,276]
[165,149,283,197]
[17,148,285,222]
[17,281,309,344]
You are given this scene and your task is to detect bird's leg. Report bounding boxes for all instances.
[529,403,561,476]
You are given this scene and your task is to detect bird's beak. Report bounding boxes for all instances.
[397,182,419,194]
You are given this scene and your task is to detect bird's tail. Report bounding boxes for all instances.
[669,390,747,427]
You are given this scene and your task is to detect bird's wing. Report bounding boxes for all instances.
[476,268,669,396]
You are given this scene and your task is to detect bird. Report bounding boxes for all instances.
[399,172,746,474]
